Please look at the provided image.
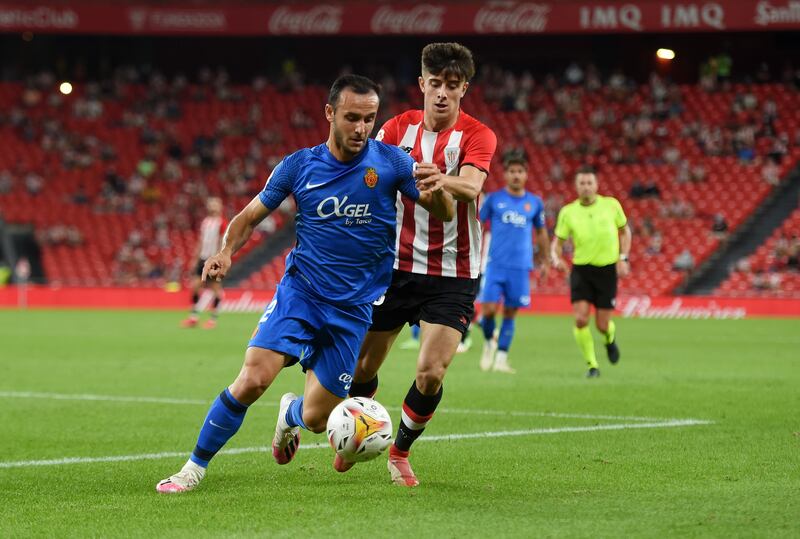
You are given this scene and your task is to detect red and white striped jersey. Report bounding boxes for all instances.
[198,216,227,259]
[376,109,497,279]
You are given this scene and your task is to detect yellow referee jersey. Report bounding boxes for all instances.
[554,195,627,266]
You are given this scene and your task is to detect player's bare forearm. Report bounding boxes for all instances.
[417,189,455,221]
[619,224,632,257]
[551,236,568,271]
[220,197,271,257]
[535,228,551,267]
[443,165,486,202]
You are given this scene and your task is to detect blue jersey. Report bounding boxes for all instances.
[480,189,545,271]
[259,139,419,306]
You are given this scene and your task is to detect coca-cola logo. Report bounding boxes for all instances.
[754,1,800,26]
[0,7,78,29]
[474,2,549,33]
[269,5,342,35]
[371,5,445,34]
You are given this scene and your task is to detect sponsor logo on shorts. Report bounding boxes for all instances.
[339,373,353,391]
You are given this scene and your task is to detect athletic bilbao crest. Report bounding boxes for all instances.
[444,146,461,174]
[364,167,378,188]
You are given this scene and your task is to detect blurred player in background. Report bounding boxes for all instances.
[156,75,454,493]
[349,42,497,487]
[478,155,549,373]
[181,197,227,329]
[551,165,631,377]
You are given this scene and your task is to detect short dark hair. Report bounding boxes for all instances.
[421,42,476,82]
[575,164,596,176]
[328,74,380,109]
[504,156,528,169]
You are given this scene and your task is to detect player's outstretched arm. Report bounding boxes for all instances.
[415,164,486,203]
[414,163,455,221]
[202,196,271,282]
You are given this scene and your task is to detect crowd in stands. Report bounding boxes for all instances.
[0,57,799,296]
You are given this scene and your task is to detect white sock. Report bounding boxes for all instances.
[495,350,509,365]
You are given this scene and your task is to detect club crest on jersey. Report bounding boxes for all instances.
[525,203,531,211]
[364,167,378,188]
[444,146,461,174]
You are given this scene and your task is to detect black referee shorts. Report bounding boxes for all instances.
[194,259,207,278]
[570,264,618,309]
[370,270,479,335]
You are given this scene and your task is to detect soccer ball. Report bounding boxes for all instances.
[326,397,393,463]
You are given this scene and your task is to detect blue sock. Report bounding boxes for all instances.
[411,324,420,340]
[190,388,249,467]
[481,316,496,341]
[498,318,515,352]
[285,396,307,429]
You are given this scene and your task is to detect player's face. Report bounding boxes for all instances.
[419,70,468,124]
[575,173,598,201]
[206,198,222,215]
[326,89,379,159]
[504,164,527,192]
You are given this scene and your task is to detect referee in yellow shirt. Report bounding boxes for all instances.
[551,166,632,377]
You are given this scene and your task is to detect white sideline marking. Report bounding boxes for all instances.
[0,419,712,469]
[0,391,208,406]
[0,391,671,422]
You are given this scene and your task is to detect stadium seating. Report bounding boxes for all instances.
[1,76,798,295]
[715,208,800,298]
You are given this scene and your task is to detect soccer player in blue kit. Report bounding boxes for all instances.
[156,75,454,493]
[478,155,550,374]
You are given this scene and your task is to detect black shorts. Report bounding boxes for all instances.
[370,270,479,335]
[570,264,618,309]
[194,259,207,277]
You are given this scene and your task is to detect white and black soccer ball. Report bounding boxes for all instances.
[326,397,393,463]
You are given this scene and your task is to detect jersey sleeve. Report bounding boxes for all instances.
[258,154,299,210]
[479,194,493,222]
[612,197,628,228]
[389,145,419,201]
[461,126,498,173]
[554,206,571,240]
[375,116,400,145]
[532,197,545,230]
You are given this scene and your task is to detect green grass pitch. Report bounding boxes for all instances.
[1,309,798,538]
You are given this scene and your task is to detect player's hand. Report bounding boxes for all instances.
[202,252,232,282]
[551,255,568,272]
[414,163,445,192]
[538,264,550,281]
[617,259,631,278]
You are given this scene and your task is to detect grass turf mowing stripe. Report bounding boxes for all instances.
[0,390,673,422]
[0,419,712,469]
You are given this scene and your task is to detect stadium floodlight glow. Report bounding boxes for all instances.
[656,48,676,61]
[59,82,73,95]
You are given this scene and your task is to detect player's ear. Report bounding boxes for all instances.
[324,103,335,123]
[418,76,425,94]
[461,81,470,97]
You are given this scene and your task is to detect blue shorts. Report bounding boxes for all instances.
[248,273,373,398]
[479,266,531,308]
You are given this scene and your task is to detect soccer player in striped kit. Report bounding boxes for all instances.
[348,43,497,486]
[181,197,227,329]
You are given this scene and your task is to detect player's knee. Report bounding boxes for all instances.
[301,409,327,434]
[575,317,590,329]
[416,365,446,394]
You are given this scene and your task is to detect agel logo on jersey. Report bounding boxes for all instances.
[316,195,372,226]
[364,167,378,188]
